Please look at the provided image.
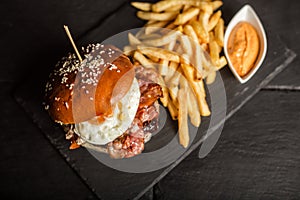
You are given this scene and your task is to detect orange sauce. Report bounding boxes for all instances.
[227,21,260,77]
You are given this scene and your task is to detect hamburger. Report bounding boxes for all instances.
[44,44,162,159]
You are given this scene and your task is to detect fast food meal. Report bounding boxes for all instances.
[227,21,260,77]
[44,1,265,159]
[44,43,163,159]
[129,0,227,147]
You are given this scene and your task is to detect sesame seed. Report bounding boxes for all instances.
[65,102,69,109]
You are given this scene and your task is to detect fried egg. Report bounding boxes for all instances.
[75,78,140,145]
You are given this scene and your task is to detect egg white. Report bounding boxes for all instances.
[75,78,140,145]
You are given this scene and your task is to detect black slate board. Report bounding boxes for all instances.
[156,91,300,200]
[14,1,296,200]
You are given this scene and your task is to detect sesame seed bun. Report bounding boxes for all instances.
[44,44,135,124]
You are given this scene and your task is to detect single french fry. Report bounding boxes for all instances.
[199,3,213,14]
[152,1,182,12]
[133,50,156,69]
[152,0,212,13]
[181,64,210,116]
[199,79,206,97]
[123,45,136,56]
[137,33,161,40]
[145,21,169,35]
[180,63,194,83]
[135,28,145,39]
[138,46,180,63]
[198,11,210,32]
[192,41,204,81]
[197,80,210,116]
[178,88,189,148]
[164,61,178,83]
[146,20,156,26]
[165,39,177,51]
[211,1,223,11]
[174,7,200,25]
[175,44,184,55]
[165,4,183,12]
[206,70,216,84]
[169,85,179,107]
[217,56,227,70]
[179,35,203,81]
[158,59,169,76]
[201,50,217,77]
[128,32,141,46]
[187,87,201,127]
[191,21,209,43]
[180,54,191,66]
[179,74,189,89]
[142,28,159,37]
[163,22,177,32]
[147,53,160,63]
[168,68,183,88]
[198,95,211,116]
[208,10,222,31]
[214,18,224,47]
[179,35,193,56]
[208,31,222,54]
[137,11,178,21]
[183,24,199,43]
[145,20,168,28]
[142,30,179,46]
[208,33,220,66]
[131,2,152,11]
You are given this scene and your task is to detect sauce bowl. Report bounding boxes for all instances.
[224,4,267,84]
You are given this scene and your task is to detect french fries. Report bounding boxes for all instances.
[131,2,152,11]
[138,46,180,63]
[128,0,227,148]
[208,10,222,31]
[144,21,169,35]
[191,21,209,44]
[137,11,178,21]
[187,87,201,127]
[214,18,225,47]
[178,88,189,148]
[174,7,200,25]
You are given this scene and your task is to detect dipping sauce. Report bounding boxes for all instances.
[227,21,260,77]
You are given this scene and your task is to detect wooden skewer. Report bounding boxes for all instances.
[63,25,83,63]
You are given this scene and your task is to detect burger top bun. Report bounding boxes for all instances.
[44,44,135,124]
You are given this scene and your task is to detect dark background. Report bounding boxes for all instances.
[0,0,299,199]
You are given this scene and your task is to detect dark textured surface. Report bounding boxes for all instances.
[0,0,300,199]
[0,83,97,199]
[156,91,300,200]
[0,0,126,81]
[12,0,296,199]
